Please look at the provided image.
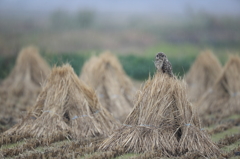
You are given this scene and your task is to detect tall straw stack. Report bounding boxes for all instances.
[5,64,119,139]
[0,46,50,123]
[198,55,240,116]
[185,50,222,103]
[80,52,136,122]
[100,72,220,157]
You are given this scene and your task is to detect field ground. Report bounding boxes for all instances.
[0,48,240,158]
[1,96,240,158]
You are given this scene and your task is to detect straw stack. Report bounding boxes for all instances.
[100,72,220,158]
[0,46,50,123]
[80,52,136,122]
[185,50,222,103]
[198,55,240,116]
[5,64,119,139]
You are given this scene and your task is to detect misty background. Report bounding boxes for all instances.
[0,0,239,79]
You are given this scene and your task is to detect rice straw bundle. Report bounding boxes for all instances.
[0,46,50,123]
[185,50,222,103]
[198,55,240,116]
[5,64,119,139]
[80,51,136,122]
[100,72,220,157]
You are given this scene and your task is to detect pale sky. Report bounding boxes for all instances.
[0,0,239,16]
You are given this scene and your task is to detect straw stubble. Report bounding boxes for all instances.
[5,64,119,140]
[80,52,136,122]
[0,46,50,123]
[100,72,220,157]
[198,55,240,116]
[185,50,222,103]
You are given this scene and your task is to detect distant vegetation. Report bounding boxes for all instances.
[0,9,239,55]
[0,46,231,80]
[0,53,188,80]
[0,9,239,80]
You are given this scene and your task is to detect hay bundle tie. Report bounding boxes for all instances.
[230,92,240,97]
[207,88,213,93]
[139,124,156,128]
[123,124,132,127]
[71,115,88,120]
[122,124,158,128]
[98,94,105,98]
[111,94,119,99]
[97,93,119,99]
[71,110,102,120]
[72,116,78,120]
[94,110,101,114]
[43,110,51,113]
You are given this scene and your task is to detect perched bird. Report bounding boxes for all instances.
[154,52,174,77]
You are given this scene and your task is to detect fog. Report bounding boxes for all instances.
[0,0,239,55]
[1,0,240,17]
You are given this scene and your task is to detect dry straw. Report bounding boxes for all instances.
[5,64,119,139]
[198,55,240,116]
[0,46,50,122]
[80,51,136,122]
[100,72,220,157]
[185,50,222,103]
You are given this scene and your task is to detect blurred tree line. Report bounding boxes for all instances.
[0,52,195,81]
[0,9,239,80]
[0,9,239,55]
[50,9,96,29]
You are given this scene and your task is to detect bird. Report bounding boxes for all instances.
[154,52,174,77]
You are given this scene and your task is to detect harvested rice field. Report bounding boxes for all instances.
[1,47,240,158]
[1,105,240,158]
